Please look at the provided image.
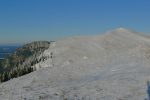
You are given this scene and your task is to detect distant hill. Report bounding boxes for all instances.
[0,41,52,82]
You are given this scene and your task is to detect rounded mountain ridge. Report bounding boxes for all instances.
[107,27,138,34]
[0,28,150,100]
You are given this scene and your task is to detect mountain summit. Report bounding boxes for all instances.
[0,29,150,100]
[114,27,131,32]
[107,27,138,35]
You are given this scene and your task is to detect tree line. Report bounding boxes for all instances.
[0,66,35,83]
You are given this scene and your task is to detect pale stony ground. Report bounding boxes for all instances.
[0,28,150,100]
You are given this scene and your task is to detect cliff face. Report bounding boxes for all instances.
[0,41,52,82]
[24,41,51,49]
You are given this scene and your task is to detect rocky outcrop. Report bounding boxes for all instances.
[24,41,51,49]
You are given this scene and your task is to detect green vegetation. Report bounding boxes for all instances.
[0,66,35,82]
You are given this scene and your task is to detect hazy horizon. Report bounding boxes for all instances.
[0,0,150,44]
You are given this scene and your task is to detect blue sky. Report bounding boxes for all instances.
[0,0,150,44]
